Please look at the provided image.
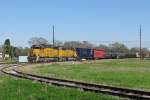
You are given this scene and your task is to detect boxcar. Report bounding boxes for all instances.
[76,48,93,60]
[93,49,106,59]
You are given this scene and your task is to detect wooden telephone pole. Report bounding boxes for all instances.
[53,25,55,47]
[140,25,142,60]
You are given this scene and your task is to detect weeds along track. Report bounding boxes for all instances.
[1,64,150,100]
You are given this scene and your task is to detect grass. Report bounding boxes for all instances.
[0,58,17,64]
[19,59,150,90]
[0,75,118,100]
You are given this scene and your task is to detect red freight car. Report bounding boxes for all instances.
[93,49,106,59]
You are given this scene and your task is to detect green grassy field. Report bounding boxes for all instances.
[0,75,118,100]
[0,59,17,64]
[19,59,150,90]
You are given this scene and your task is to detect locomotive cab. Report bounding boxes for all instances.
[28,45,41,62]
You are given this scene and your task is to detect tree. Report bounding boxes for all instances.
[10,46,16,58]
[14,47,30,57]
[141,48,150,57]
[64,41,94,48]
[96,44,110,52]
[130,47,139,53]
[130,47,149,53]
[0,45,3,53]
[64,41,81,48]
[55,41,63,46]
[28,37,49,46]
[3,39,12,58]
[82,41,93,48]
[23,47,30,56]
[109,42,129,53]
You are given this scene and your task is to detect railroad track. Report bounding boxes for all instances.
[1,64,150,100]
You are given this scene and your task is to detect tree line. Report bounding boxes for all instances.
[28,37,150,56]
[1,37,150,59]
[2,39,30,59]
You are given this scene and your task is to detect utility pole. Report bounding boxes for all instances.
[53,25,55,47]
[140,24,142,60]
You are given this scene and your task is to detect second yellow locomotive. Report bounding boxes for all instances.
[28,45,77,62]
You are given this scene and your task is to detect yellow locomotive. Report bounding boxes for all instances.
[28,45,77,62]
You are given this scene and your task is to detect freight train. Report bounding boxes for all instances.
[28,45,106,62]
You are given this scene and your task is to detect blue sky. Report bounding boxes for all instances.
[0,0,150,47]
